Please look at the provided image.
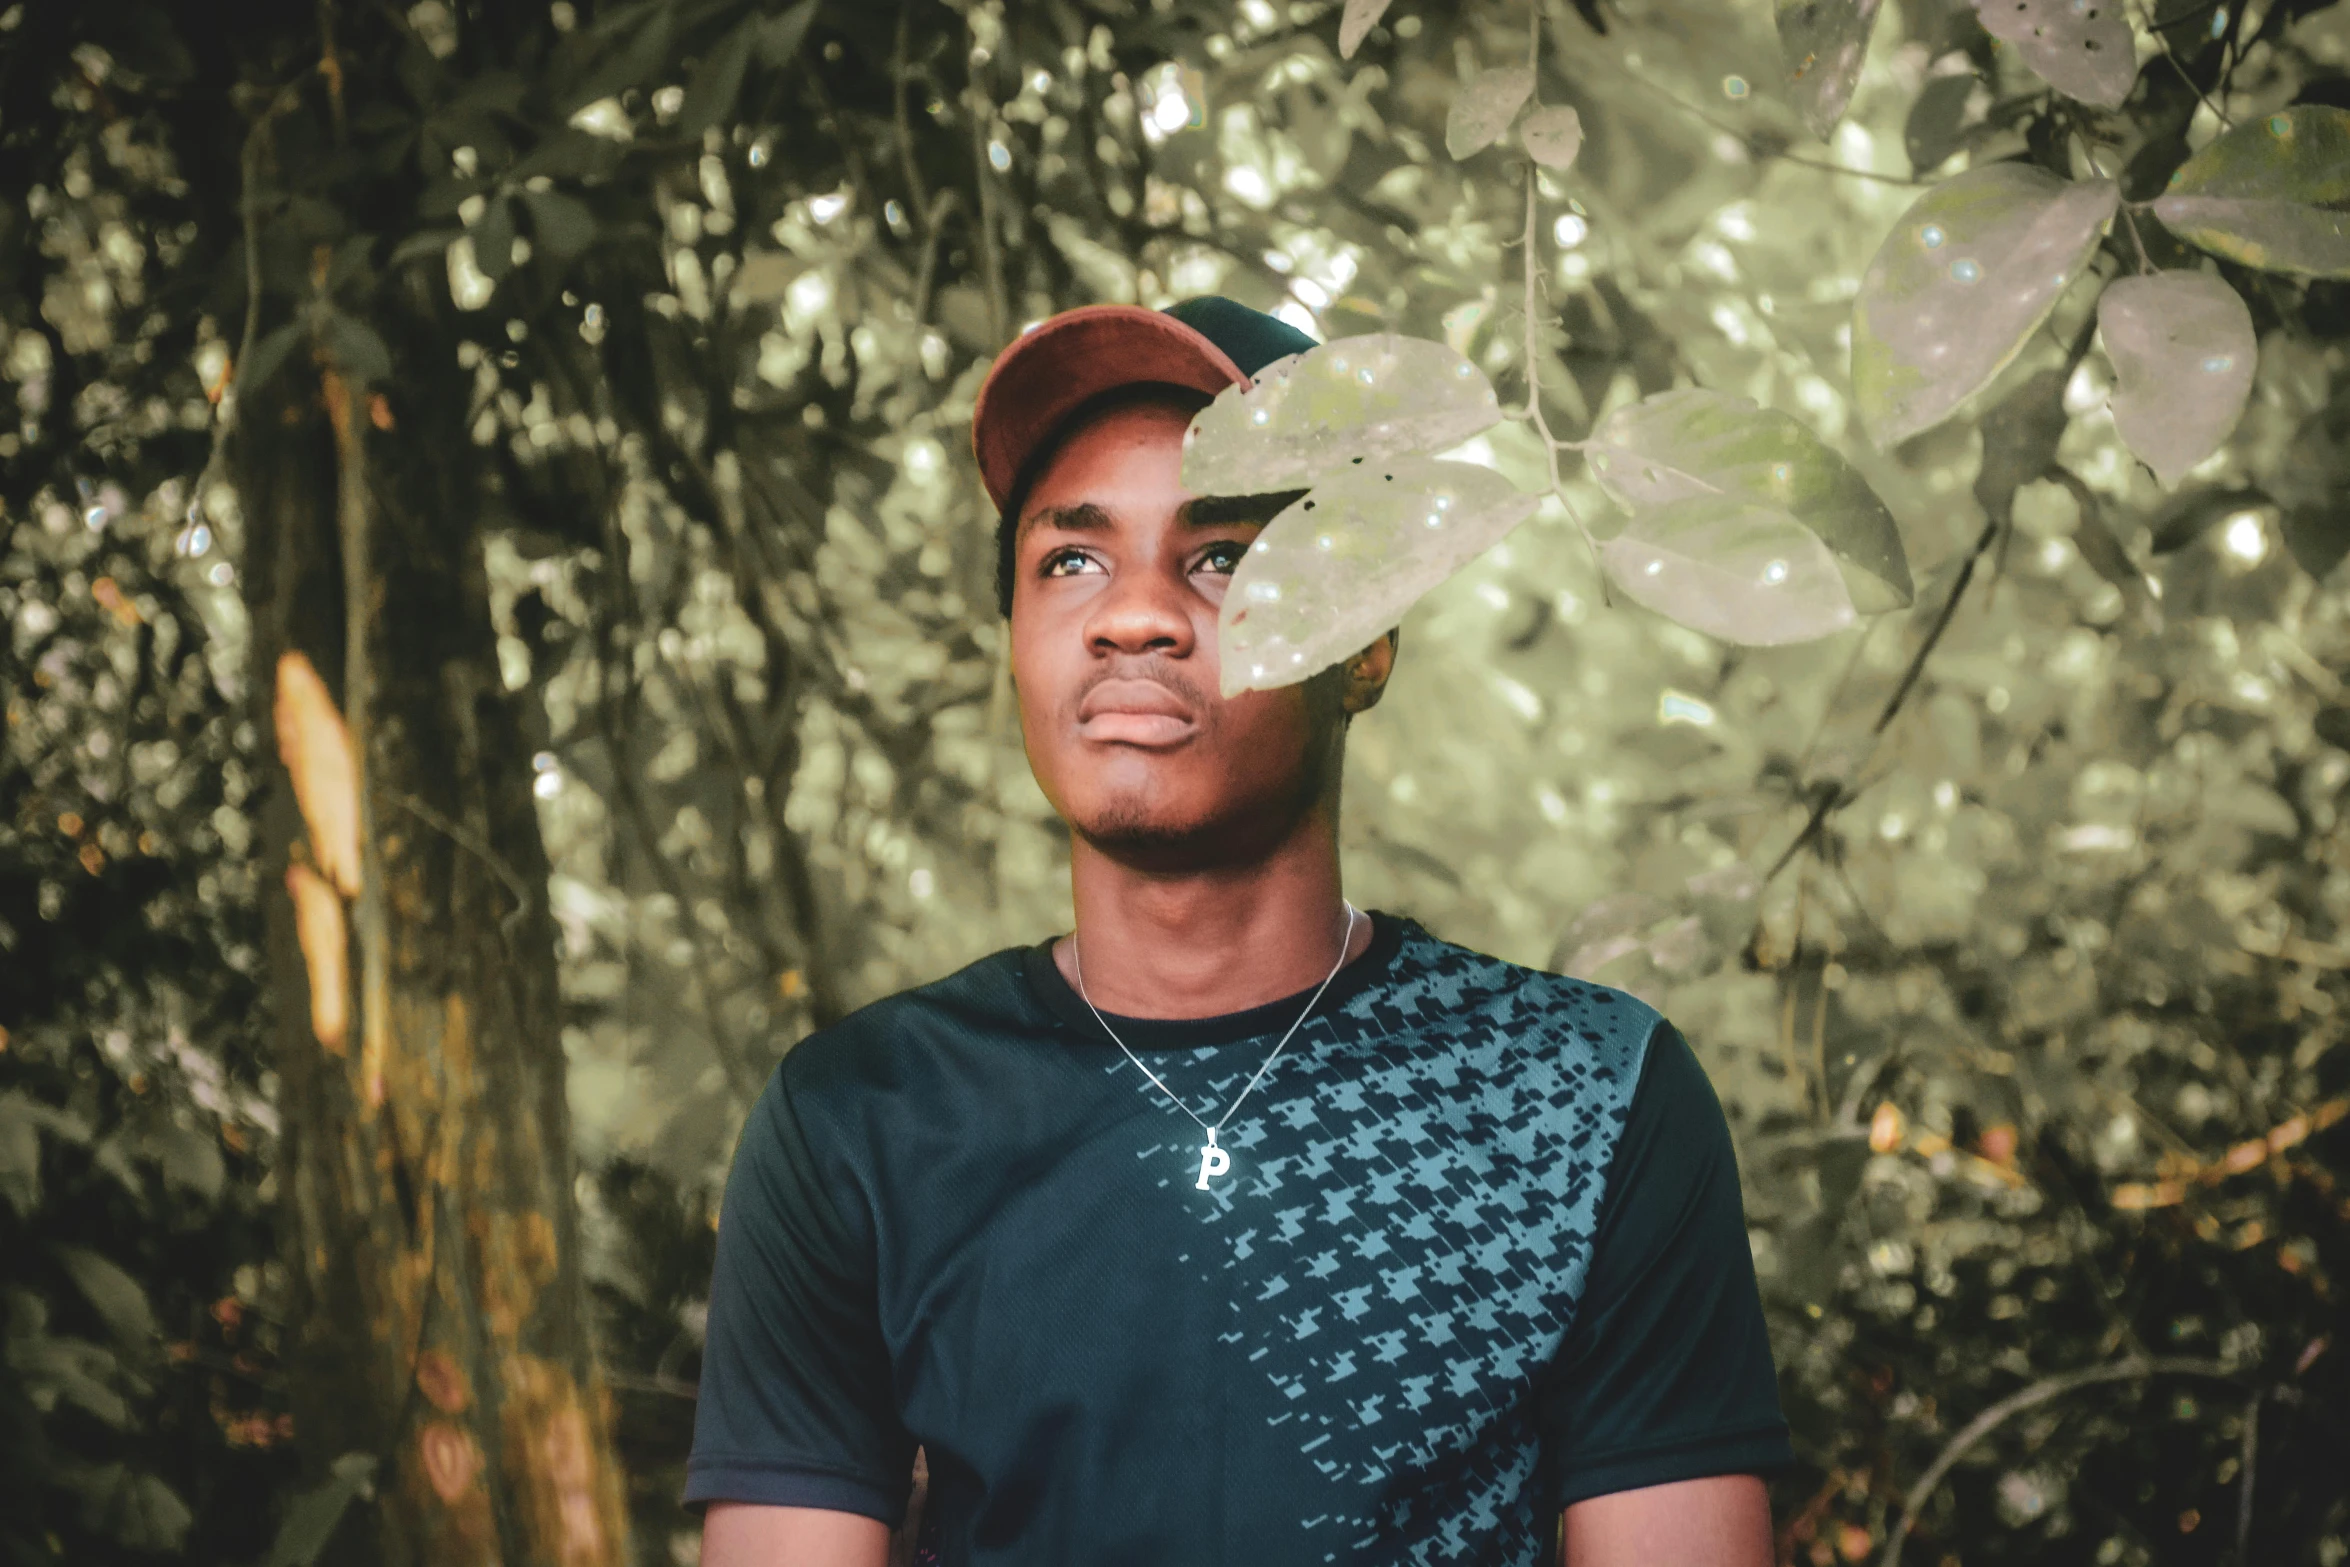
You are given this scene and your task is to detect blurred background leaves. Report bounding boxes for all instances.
[1,0,2348,1563]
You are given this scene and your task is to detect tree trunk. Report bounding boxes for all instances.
[235,298,632,1567]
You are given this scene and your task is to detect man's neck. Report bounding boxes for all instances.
[1051,811,1371,1020]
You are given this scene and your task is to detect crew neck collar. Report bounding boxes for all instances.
[1019,908,1410,1051]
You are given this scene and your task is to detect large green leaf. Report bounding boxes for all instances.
[18,1333,132,1427]
[2096,271,2256,486]
[1182,334,1504,497]
[473,193,517,282]
[522,191,597,268]
[322,314,393,390]
[1971,0,2137,107]
[2150,106,2350,278]
[0,1092,41,1216]
[1600,496,1860,645]
[1905,73,1979,175]
[676,18,755,138]
[557,2,674,114]
[1218,457,1538,695]
[261,1454,380,1567]
[1776,0,1887,138]
[755,1,817,67]
[1339,0,1395,57]
[113,1473,194,1553]
[1853,164,2118,447]
[53,1246,158,1350]
[1585,388,1913,612]
[1444,67,1533,159]
[1521,106,1584,170]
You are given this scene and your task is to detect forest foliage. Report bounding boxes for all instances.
[3,0,2350,1562]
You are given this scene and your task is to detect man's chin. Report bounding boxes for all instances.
[1067,792,1275,869]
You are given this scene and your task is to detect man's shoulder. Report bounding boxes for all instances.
[775,941,1040,1097]
[1384,919,1666,1076]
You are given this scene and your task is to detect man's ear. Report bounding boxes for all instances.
[1340,629,1400,717]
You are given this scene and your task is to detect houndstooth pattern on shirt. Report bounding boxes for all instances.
[1115,925,1658,1564]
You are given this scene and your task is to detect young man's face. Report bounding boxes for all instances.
[1007,396,1384,867]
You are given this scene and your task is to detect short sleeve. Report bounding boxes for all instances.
[1535,1019,1794,1512]
[684,1061,916,1524]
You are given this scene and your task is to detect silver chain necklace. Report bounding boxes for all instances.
[1072,901,1361,1191]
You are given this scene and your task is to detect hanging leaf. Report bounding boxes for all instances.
[262,1454,381,1567]
[1971,0,2137,108]
[676,18,756,137]
[1445,66,1535,159]
[323,315,394,391]
[112,1474,195,1554]
[1339,0,1394,58]
[2046,469,2162,626]
[1601,496,1860,645]
[2097,271,2257,486]
[2285,505,2350,580]
[756,0,817,67]
[558,2,675,114]
[237,323,307,401]
[0,1093,39,1217]
[388,228,460,267]
[54,1245,159,1349]
[1852,164,2119,447]
[472,193,517,282]
[522,191,597,267]
[18,1333,131,1427]
[1584,388,1914,611]
[1218,458,1539,695]
[505,129,622,183]
[1905,72,1979,174]
[1972,369,2071,528]
[2148,483,2271,552]
[1776,0,1888,139]
[2150,106,2350,278]
[1521,105,1585,169]
[1182,334,1504,497]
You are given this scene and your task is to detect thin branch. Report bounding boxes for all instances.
[315,0,348,144]
[1508,0,1609,603]
[383,788,533,932]
[1878,1357,2243,1567]
[893,0,931,221]
[801,59,879,228]
[912,188,960,327]
[1871,511,1998,738]
[2071,128,2152,273]
[1759,507,1995,888]
[1516,170,1610,600]
[1617,68,1927,187]
[2236,1387,2261,1563]
[198,85,301,537]
[964,17,1009,346]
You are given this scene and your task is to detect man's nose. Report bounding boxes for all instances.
[1084,561,1194,656]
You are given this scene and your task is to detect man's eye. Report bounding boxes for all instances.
[1041,548,1097,577]
[1196,542,1246,574]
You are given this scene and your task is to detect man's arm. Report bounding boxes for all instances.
[1562,1474,1774,1566]
[1536,1021,1794,1542]
[700,1502,892,1567]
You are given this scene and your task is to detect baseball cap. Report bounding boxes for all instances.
[970,296,1320,513]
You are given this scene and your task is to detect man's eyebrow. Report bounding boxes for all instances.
[1019,501,1115,538]
[1179,490,1310,528]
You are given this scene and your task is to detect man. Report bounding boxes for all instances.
[688,297,1792,1566]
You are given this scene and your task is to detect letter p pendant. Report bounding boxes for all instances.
[1195,1127,1231,1190]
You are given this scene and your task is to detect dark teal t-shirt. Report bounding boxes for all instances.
[685,911,1790,1565]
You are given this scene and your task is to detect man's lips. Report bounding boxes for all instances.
[1077,678,1198,746]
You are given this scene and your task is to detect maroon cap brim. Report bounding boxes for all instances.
[970,304,1250,512]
